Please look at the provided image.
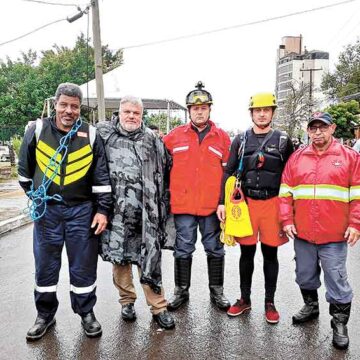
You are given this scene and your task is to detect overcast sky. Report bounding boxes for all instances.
[1,0,360,130]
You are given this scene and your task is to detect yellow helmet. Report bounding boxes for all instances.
[248,93,277,110]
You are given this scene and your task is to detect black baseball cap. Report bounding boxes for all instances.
[308,112,333,126]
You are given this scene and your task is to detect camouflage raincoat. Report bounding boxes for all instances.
[97,119,172,294]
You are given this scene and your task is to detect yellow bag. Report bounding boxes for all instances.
[220,222,236,246]
[224,176,253,238]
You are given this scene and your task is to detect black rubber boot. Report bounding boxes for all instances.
[207,256,230,310]
[167,258,192,311]
[292,289,319,324]
[26,316,56,341]
[330,302,351,350]
[81,311,102,338]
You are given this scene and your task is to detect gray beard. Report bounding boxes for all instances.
[120,121,140,132]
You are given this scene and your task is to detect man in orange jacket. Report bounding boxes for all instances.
[279,112,360,350]
[163,82,231,311]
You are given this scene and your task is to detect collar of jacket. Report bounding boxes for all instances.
[183,120,219,136]
[302,138,341,156]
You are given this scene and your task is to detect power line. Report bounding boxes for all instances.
[1,0,358,51]
[20,0,84,7]
[121,0,358,50]
[0,5,89,48]
[0,18,66,47]
[326,1,360,48]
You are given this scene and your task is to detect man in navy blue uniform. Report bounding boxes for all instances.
[18,83,112,341]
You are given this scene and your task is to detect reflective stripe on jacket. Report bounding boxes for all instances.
[18,117,112,214]
[279,139,360,244]
[164,121,230,216]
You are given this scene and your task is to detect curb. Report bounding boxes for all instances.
[0,213,32,236]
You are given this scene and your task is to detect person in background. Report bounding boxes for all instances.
[148,124,164,138]
[352,138,360,153]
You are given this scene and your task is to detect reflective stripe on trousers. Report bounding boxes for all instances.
[33,201,98,318]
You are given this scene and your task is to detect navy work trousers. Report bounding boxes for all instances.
[33,202,98,319]
[173,213,224,258]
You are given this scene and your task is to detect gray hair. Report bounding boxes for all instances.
[119,95,143,112]
[55,82,83,103]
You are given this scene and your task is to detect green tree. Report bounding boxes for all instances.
[325,100,360,140]
[276,81,314,138]
[10,135,22,157]
[145,112,182,134]
[321,39,360,100]
[38,33,123,94]
[0,55,44,141]
[0,34,123,140]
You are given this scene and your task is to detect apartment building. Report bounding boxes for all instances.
[275,35,329,128]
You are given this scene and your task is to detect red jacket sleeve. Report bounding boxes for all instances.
[163,132,173,153]
[278,155,296,227]
[349,152,360,231]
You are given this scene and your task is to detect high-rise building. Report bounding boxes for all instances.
[275,35,329,129]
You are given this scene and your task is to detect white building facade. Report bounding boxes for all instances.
[275,36,329,129]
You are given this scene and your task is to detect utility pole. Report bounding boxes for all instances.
[91,0,105,122]
[166,100,171,134]
[300,67,322,114]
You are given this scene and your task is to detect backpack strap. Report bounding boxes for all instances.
[35,118,43,143]
[275,129,289,161]
[89,124,97,148]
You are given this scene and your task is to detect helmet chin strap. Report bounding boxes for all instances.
[191,120,208,129]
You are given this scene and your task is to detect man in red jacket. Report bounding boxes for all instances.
[279,112,360,350]
[164,81,231,311]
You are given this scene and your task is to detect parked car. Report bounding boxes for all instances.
[0,146,10,162]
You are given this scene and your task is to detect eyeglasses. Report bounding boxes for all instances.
[308,124,330,133]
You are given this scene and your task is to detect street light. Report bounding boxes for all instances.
[67,6,89,23]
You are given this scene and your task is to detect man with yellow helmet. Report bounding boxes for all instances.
[217,92,294,324]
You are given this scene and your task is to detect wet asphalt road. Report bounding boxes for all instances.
[0,224,360,360]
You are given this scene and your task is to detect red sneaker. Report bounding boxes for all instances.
[265,302,280,324]
[227,299,251,317]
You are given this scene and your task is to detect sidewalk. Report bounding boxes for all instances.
[0,179,31,236]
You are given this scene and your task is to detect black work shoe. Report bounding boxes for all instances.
[207,256,230,311]
[330,303,351,350]
[292,302,319,324]
[81,312,102,338]
[121,303,136,321]
[210,289,231,311]
[153,310,175,330]
[331,318,349,350]
[167,291,189,311]
[26,316,56,341]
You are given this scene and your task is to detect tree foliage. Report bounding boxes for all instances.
[321,39,360,100]
[0,34,123,141]
[144,112,182,134]
[276,82,315,138]
[325,100,360,140]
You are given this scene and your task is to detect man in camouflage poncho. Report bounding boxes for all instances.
[97,96,175,330]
